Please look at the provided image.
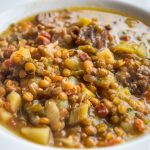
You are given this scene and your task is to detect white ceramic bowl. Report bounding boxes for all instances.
[0,0,150,149]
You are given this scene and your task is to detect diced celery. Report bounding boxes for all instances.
[136,42,148,58]
[69,104,89,125]
[82,85,96,98]
[45,101,62,131]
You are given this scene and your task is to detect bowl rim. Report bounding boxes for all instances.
[0,0,150,149]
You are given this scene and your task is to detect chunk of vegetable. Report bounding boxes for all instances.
[117,87,131,101]
[65,56,80,70]
[11,47,31,62]
[97,49,114,64]
[120,121,134,133]
[79,45,97,54]
[18,47,31,59]
[69,103,89,125]
[57,100,69,109]
[136,42,148,58]
[96,72,116,88]
[113,42,136,54]
[0,107,12,122]
[79,17,91,26]
[56,137,78,147]
[82,85,96,98]
[62,76,78,92]
[7,91,22,112]
[21,127,50,145]
[113,42,148,58]
[68,76,79,85]
[45,101,62,131]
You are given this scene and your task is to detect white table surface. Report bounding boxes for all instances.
[0,0,149,13]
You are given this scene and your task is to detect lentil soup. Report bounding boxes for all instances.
[0,8,150,148]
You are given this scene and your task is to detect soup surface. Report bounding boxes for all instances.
[0,8,150,148]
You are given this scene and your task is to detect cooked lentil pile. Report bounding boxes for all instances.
[0,8,150,148]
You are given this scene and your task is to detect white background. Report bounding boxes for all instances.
[0,0,149,13]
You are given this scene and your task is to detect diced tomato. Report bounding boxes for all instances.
[3,59,13,68]
[98,137,122,146]
[9,119,17,127]
[134,118,146,133]
[36,35,50,45]
[95,103,109,118]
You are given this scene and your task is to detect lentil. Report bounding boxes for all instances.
[62,68,71,77]
[81,118,92,126]
[25,62,36,73]
[111,115,120,124]
[39,79,50,89]
[84,125,97,136]
[98,68,109,77]
[84,137,97,147]
[97,123,108,133]
[58,92,68,100]
[118,103,127,114]
[39,117,50,124]
[22,92,34,102]
[19,70,27,78]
